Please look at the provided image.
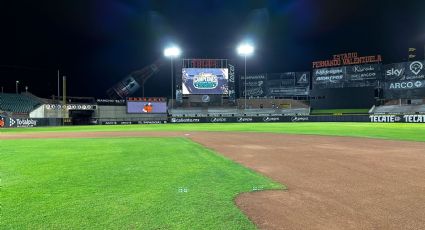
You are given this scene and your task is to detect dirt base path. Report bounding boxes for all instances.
[2,131,425,230]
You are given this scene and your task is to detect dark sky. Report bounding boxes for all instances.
[1,0,425,98]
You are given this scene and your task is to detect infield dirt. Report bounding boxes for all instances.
[2,131,425,230]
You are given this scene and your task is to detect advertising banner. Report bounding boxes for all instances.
[369,115,425,123]
[240,74,267,97]
[384,61,425,81]
[182,68,229,95]
[101,120,167,125]
[295,72,310,86]
[312,67,346,88]
[228,64,236,102]
[265,72,310,97]
[1,117,63,128]
[383,80,425,99]
[344,64,381,87]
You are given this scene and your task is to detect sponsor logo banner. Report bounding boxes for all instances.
[16,119,37,127]
[313,67,345,85]
[101,120,167,125]
[210,117,228,123]
[240,74,267,97]
[237,117,254,122]
[369,115,425,123]
[291,117,309,122]
[313,63,381,88]
[346,64,381,82]
[384,80,425,90]
[262,116,281,122]
[296,72,310,86]
[384,61,425,81]
[170,118,201,123]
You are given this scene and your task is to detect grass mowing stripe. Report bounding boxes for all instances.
[1,122,425,142]
[0,137,282,229]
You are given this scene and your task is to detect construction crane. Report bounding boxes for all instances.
[106,59,164,99]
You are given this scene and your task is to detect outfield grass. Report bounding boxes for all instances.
[1,122,425,142]
[0,137,282,229]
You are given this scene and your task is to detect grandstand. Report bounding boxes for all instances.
[0,93,44,115]
[370,104,425,115]
[170,98,310,117]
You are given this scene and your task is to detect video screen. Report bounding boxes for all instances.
[182,68,228,95]
[127,100,167,114]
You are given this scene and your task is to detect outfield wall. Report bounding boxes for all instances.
[169,115,425,123]
[1,114,425,128]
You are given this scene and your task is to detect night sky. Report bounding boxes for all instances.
[2,0,425,98]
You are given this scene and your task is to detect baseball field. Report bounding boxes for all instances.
[1,122,425,229]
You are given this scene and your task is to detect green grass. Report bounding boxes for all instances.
[310,108,370,115]
[2,122,425,142]
[0,137,282,229]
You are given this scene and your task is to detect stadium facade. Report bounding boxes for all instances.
[1,54,425,128]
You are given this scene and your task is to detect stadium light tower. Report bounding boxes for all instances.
[15,80,19,94]
[164,46,181,110]
[237,43,254,110]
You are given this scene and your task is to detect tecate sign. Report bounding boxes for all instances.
[369,115,401,122]
[370,115,425,123]
[403,115,425,123]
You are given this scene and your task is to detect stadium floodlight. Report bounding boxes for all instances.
[164,46,182,111]
[163,46,181,58]
[237,43,255,110]
[237,44,254,57]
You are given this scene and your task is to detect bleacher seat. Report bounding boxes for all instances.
[0,93,43,113]
[371,104,425,114]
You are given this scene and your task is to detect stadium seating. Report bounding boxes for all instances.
[169,107,310,117]
[370,104,425,114]
[0,93,43,113]
[236,98,310,109]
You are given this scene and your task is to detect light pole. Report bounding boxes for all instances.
[237,43,254,110]
[15,81,19,94]
[164,46,181,111]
